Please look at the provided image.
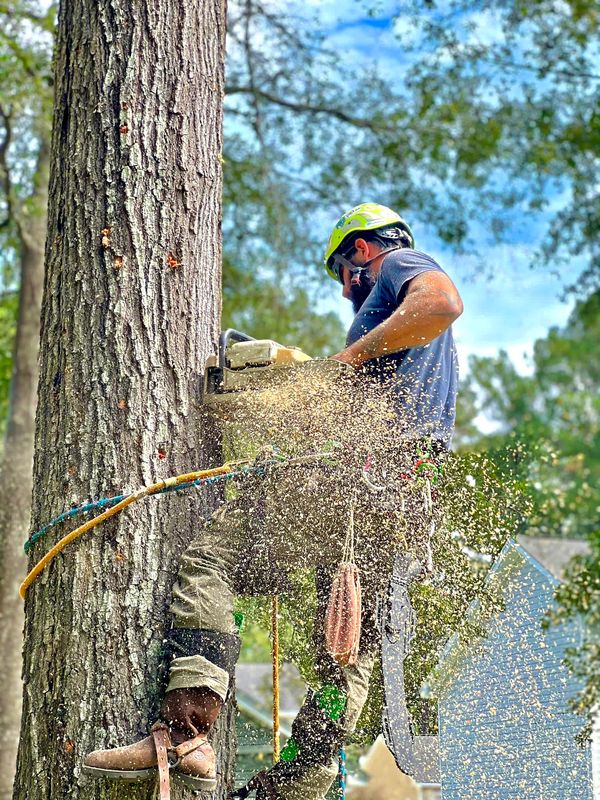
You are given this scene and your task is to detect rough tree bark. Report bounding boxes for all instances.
[13,1,230,798]
[0,137,49,800]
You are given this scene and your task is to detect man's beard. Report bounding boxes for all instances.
[350,272,376,313]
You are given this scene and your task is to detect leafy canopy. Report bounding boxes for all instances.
[462,290,599,737]
[394,0,600,291]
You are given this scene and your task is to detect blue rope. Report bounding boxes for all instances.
[24,466,257,554]
[338,746,346,798]
[24,495,127,553]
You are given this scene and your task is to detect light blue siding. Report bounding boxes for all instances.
[437,547,593,800]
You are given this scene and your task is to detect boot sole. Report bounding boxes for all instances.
[81,764,157,782]
[81,764,217,792]
[173,771,217,791]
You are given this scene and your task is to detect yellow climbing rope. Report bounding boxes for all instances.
[19,462,246,600]
[271,594,281,763]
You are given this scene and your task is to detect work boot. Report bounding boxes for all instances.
[82,687,223,796]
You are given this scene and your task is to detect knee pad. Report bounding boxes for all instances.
[163,628,241,676]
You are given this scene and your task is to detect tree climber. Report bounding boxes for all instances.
[327,202,462,444]
[82,202,463,799]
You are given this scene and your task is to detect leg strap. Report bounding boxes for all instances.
[150,722,209,800]
[151,723,172,800]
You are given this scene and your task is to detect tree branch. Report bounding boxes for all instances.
[490,55,600,83]
[225,85,386,130]
[243,0,265,148]
[248,1,312,52]
[0,104,19,234]
[0,29,37,77]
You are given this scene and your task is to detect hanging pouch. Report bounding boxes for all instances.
[325,503,361,667]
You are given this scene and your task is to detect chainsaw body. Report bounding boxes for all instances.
[203,329,350,406]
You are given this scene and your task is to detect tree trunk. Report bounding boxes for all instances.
[0,139,49,800]
[13,1,229,798]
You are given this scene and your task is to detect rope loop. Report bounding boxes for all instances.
[19,449,336,599]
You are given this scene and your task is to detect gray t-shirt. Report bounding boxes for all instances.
[346,248,459,445]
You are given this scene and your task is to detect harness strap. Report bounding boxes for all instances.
[151,723,171,800]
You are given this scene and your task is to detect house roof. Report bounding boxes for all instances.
[517,535,590,580]
[422,535,589,698]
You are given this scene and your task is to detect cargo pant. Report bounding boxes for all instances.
[164,457,434,800]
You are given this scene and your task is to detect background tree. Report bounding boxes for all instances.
[395,0,600,291]
[546,534,599,741]
[460,290,599,735]
[3,0,598,373]
[463,290,599,540]
[0,4,53,796]
[13,1,230,799]
[222,0,599,303]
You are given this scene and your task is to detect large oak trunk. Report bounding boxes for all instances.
[13,1,230,798]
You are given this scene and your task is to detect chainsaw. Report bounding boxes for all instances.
[203,328,351,406]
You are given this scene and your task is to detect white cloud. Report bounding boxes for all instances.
[391,15,423,50]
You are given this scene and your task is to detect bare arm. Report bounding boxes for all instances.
[330,270,463,368]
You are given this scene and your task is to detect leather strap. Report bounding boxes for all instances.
[151,723,172,800]
[174,734,208,759]
[252,771,283,800]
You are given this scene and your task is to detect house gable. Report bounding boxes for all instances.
[427,539,593,800]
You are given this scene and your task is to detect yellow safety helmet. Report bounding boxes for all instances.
[324,202,414,281]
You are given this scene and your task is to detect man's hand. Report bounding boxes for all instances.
[329,349,363,368]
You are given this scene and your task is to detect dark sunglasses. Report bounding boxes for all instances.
[330,248,363,284]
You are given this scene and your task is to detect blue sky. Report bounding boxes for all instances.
[294,0,584,375]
